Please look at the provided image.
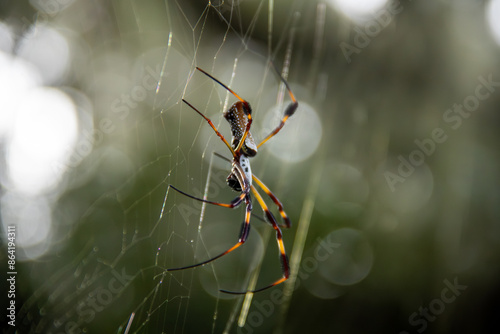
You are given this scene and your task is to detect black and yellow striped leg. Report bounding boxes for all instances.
[252,175,291,228]
[167,194,253,272]
[194,67,253,156]
[181,99,235,156]
[257,64,299,148]
[168,185,246,209]
[220,185,290,295]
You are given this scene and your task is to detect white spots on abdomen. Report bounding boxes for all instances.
[240,156,252,186]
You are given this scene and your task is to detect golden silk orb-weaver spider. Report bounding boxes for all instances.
[168,65,298,294]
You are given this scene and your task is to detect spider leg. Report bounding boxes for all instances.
[257,100,298,148]
[252,175,291,228]
[213,151,231,163]
[167,194,252,272]
[182,99,235,156]
[257,64,299,148]
[194,67,253,156]
[169,184,246,208]
[196,67,246,104]
[220,185,290,294]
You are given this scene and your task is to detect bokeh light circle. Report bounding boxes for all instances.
[17,25,70,85]
[260,101,322,163]
[318,228,373,286]
[329,0,389,22]
[486,0,500,45]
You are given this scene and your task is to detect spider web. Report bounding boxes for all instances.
[14,1,327,333]
[6,1,500,334]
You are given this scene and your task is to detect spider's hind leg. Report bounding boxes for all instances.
[167,195,253,272]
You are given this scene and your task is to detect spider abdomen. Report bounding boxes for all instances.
[224,102,257,157]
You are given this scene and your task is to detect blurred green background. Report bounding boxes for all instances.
[1,0,499,333]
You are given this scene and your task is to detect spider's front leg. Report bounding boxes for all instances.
[257,63,299,148]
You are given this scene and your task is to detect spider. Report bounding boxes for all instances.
[168,65,298,294]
